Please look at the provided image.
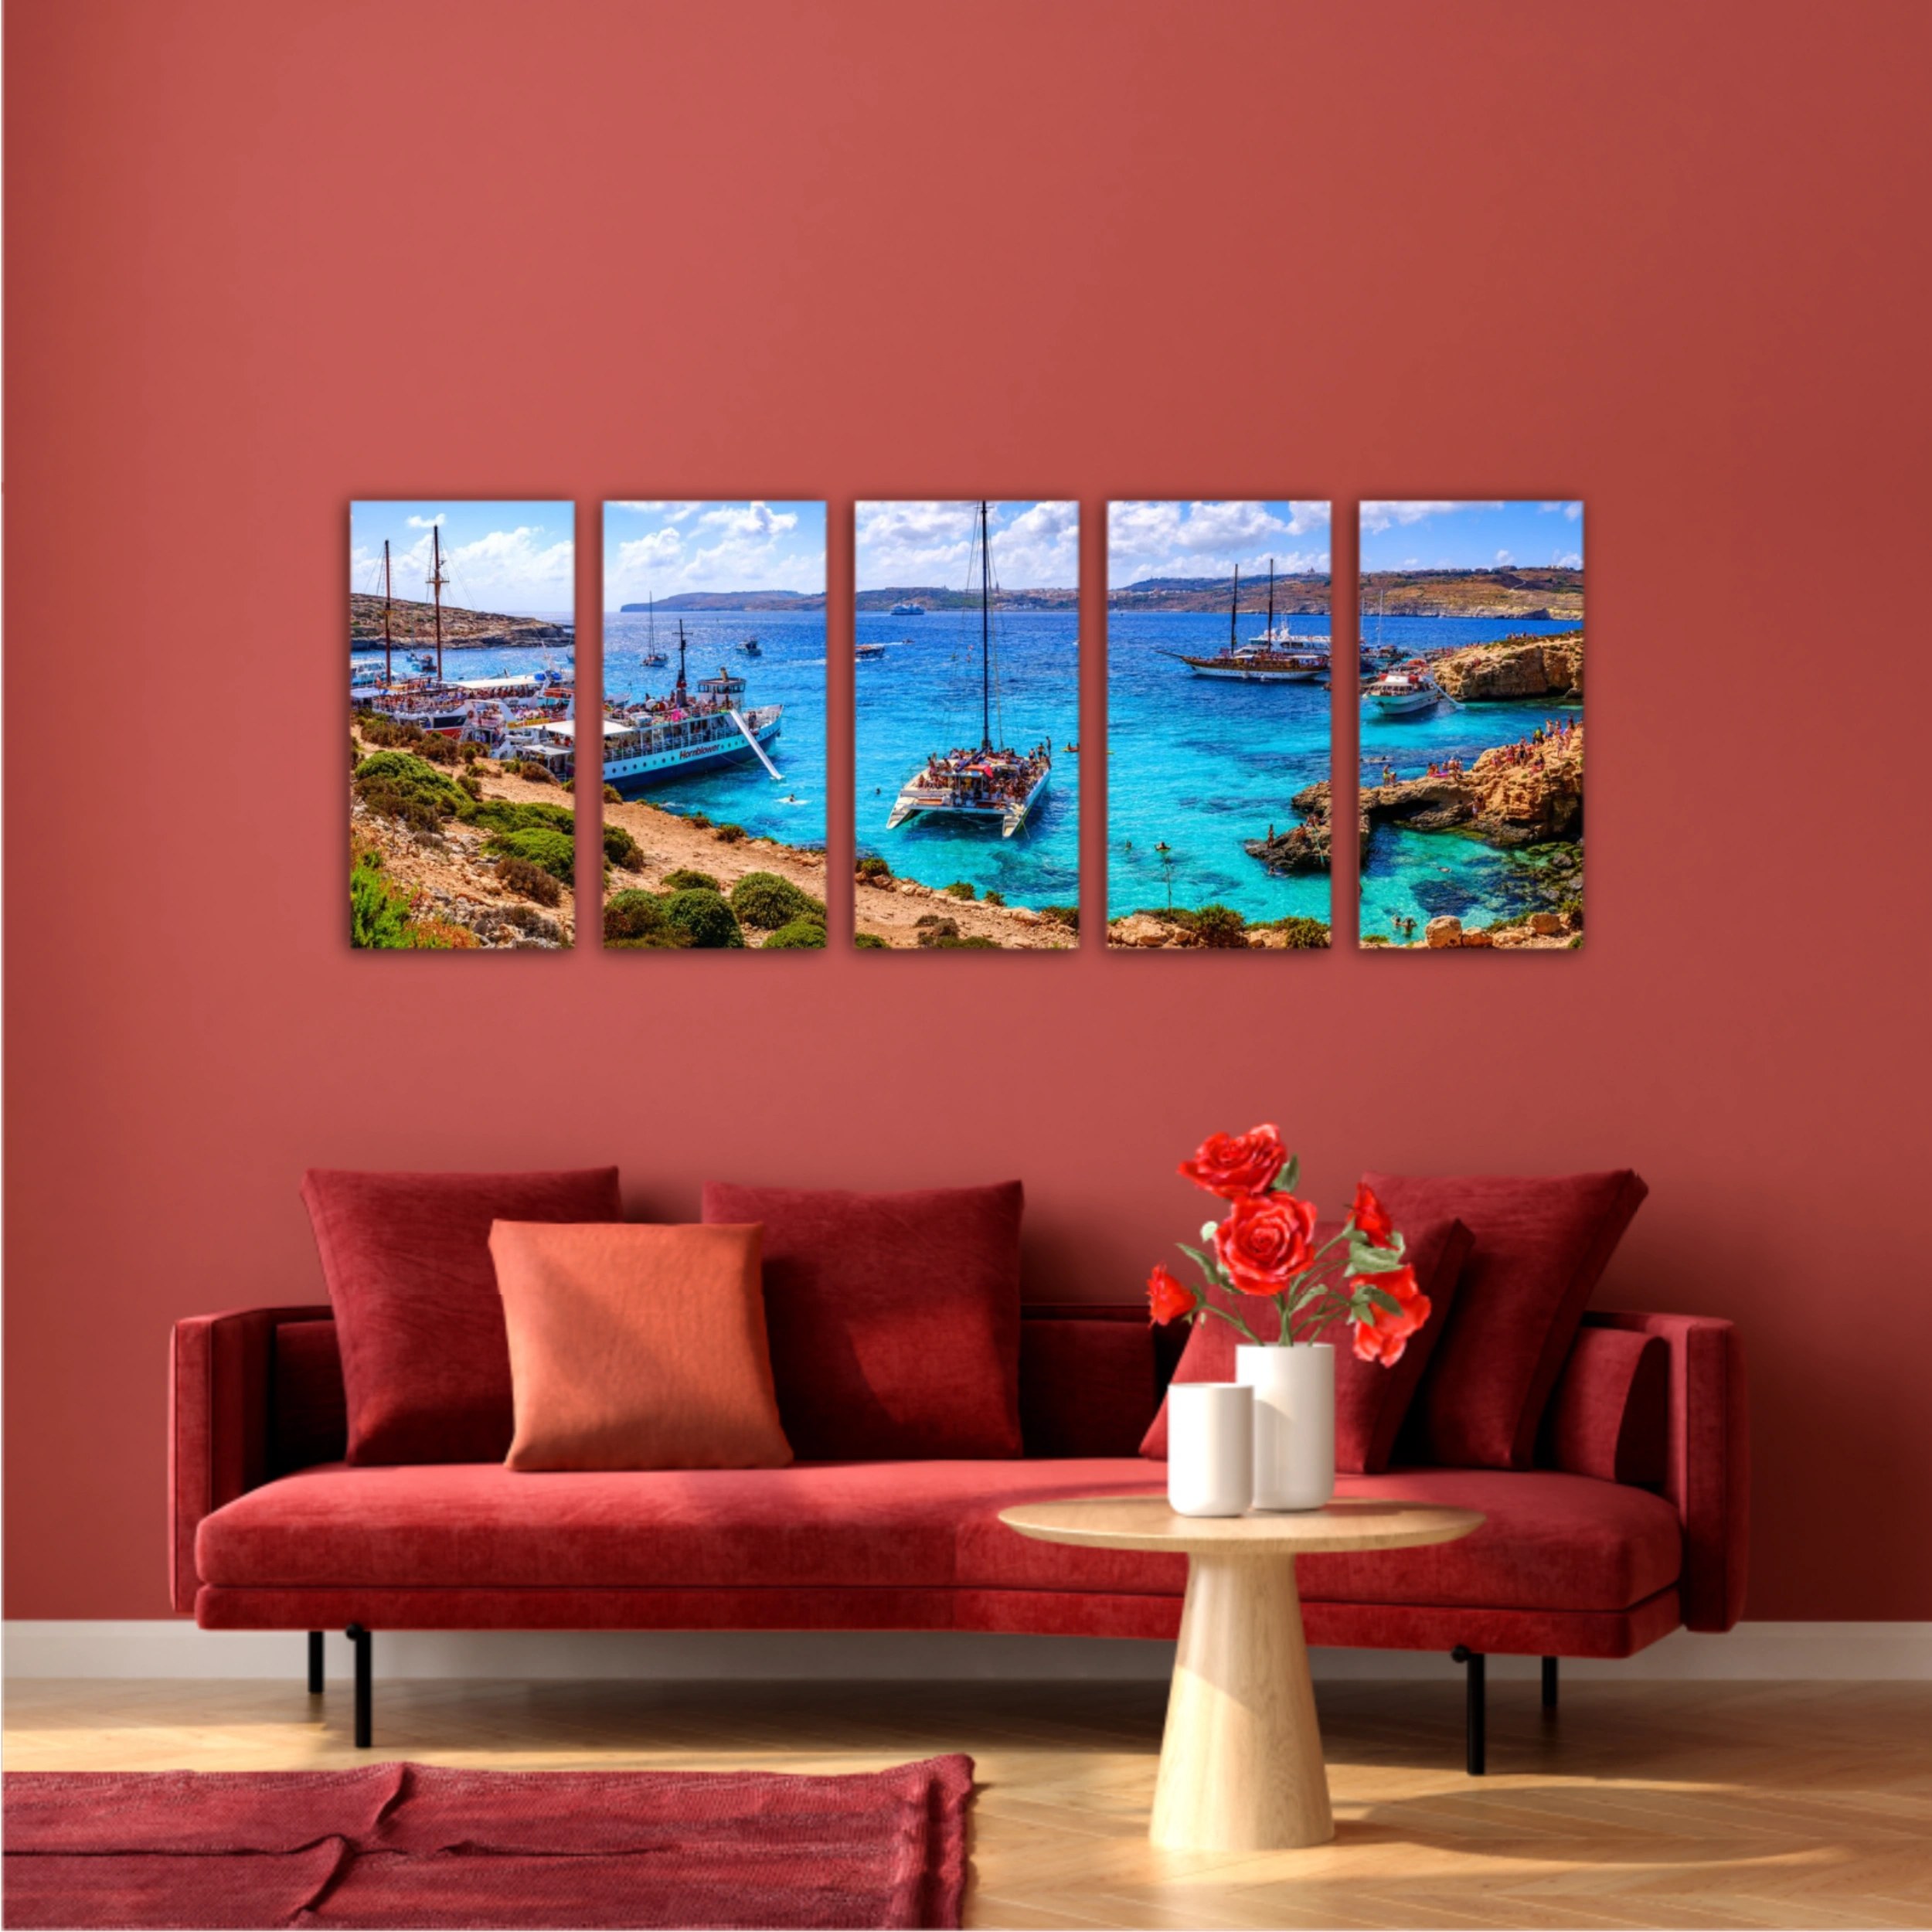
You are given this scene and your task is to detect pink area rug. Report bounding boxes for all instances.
[3,1755,973,1929]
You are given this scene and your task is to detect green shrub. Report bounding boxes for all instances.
[686,812,713,829]
[662,888,744,948]
[456,771,481,799]
[923,932,1000,949]
[602,785,623,804]
[730,870,824,930]
[603,823,645,871]
[854,930,889,948]
[604,890,689,948]
[349,851,412,948]
[1259,915,1331,950]
[1040,903,1079,932]
[712,822,747,845]
[485,826,575,885]
[981,889,1005,907]
[462,798,574,836]
[761,917,827,949]
[1192,904,1248,948]
[352,752,467,834]
[943,880,976,900]
[855,855,892,883]
[662,867,721,893]
[914,914,956,934]
[496,854,562,906]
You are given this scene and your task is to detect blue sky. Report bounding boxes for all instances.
[604,502,825,604]
[1359,501,1584,573]
[349,502,573,616]
[1108,501,1329,586]
[856,501,1078,590]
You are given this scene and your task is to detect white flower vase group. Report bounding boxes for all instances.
[1167,1343,1335,1517]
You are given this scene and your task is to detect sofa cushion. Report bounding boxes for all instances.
[1138,1219,1471,1472]
[197,1459,1678,1615]
[491,1222,792,1472]
[700,1180,1024,1460]
[964,1465,1682,1613]
[1541,1326,1669,1487]
[1365,1170,1648,1469]
[301,1168,624,1464]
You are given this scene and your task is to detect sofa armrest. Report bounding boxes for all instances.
[1583,1309,1747,1631]
[169,1304,330,1613]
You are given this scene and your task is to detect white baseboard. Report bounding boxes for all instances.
[6,1621,1930,1682]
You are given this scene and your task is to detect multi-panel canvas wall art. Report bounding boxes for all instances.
[1107,502,1334,950]
[600,502,828,950]
[853,501,1080,948]
[349,501,577,949]
[1356,501,1584,949]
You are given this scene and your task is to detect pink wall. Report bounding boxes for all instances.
[6,0,1929,1622]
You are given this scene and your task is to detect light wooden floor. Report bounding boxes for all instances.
[7,1675,1930,1929]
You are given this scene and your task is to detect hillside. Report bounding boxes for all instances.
[1359,567,1583,620]
[349,594,571,649]
[624,591,825,612]
[855,586,1079,612]
[1108,573,1331,614]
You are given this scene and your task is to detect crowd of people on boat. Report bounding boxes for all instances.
[909,743,1052,808]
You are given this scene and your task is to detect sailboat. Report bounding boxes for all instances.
[1159,559,1328,682]
[886,502,1051,838]
[587,618,784,790]
[640,593,668,666]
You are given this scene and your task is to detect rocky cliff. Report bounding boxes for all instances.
[1431,631,1583,702]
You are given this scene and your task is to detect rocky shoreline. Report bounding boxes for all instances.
[1430,629,1583,702]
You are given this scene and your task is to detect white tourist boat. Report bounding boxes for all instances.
[1162,560,1328,682]
[591,620,784,791]
[1363,662,1448,715]
[886,502,1051,838]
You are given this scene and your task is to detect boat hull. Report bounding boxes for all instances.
[605,716,783,790]
[1183,660,1323,682]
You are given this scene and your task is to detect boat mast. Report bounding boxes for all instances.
[1229,562,1240,656]
[382,539,393,689]
[1267,556,1274,641]
[429,523,448,681]
[675,618,688,702]
[979,498,992,750]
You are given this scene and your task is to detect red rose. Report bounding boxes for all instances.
[1146,1264,1196,1327]
[1348,1265,1430,1367]
[1350,1182,1396,1250]
[1213,1192,1318,1297]
[1179,1123,1289,1199]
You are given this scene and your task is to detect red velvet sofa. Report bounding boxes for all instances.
[171,1300,1746,1768]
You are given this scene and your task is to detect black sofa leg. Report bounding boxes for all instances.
[346,1624,372,1749]
[1542,1655,1559,1712]
[1451,1645,1486,1775]
[307,1631,325,1696]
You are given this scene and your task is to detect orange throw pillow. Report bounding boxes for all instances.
[490,1222,793,1471]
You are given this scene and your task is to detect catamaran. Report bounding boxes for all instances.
[588,618,784,791]
[1160,559,1328,682]
[886,502,1051,839]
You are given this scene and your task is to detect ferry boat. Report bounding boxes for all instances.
[1363,662,1447,715]
[854,640,887,659]
[886,502,1050,838]
[1161,560,1328,682]
[890,600,927,616]
[597,620,784,792]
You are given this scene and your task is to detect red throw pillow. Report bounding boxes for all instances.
[700,1180,1024,1459]
[301,1168,624,1464]
[1139,1218,1471,1474]
[492,1222,792,1472]
[1364,1169,1648,1469]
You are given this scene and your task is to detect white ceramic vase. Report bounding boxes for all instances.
[1237,1342,1335,1512]
[1165,1382,1254,1517]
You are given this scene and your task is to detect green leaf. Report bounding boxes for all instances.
[1271,1154,1301,1195]
[1363,1285,1405,1316]
[1176,1243,1222,1293]
[1347,1232,1407,1274]
[1200,1220,1221,1247]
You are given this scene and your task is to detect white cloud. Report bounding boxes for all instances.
[857,501,1077,590]
[1495,549,1515,566]
[404,513,446,529]
[1360,500,1503,534]
[1536,501,1584,521]
[1555,549,1582,568]
[696,501,799,539]
[371,522,573,611]
[610,502,702,521]
[1107,500,1330,585]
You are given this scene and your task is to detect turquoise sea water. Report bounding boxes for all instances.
[854,608,1080,907]
[1107,612,1333,925]
[603,609,827,849]
[1355,615,1583,940]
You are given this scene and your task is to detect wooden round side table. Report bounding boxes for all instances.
[998,1495,1484,1852]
